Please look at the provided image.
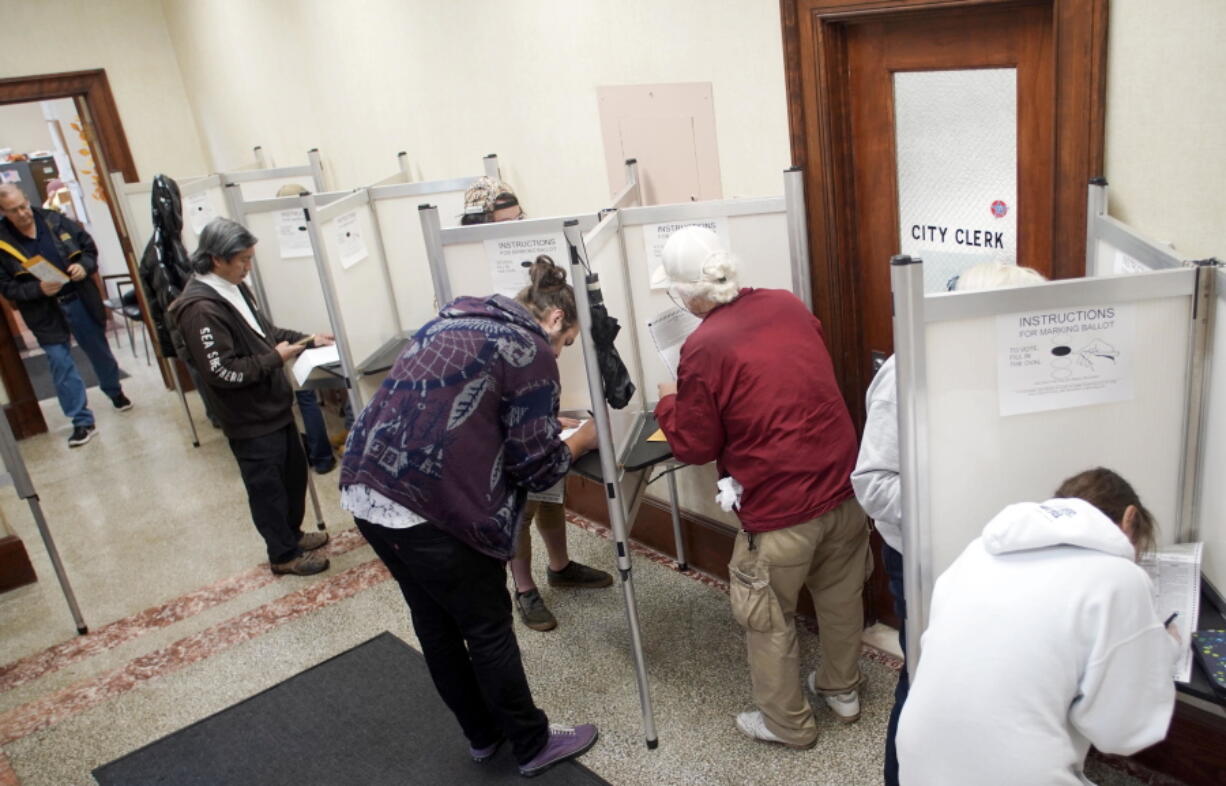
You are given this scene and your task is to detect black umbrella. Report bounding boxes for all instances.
[569,246,636,409]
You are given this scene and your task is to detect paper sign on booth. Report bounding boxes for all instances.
[483,234,568,298]
[642,218,730,290]
[335,211,368,269]
[996,303,1135,416]
[185,192,217,235]
[276,208,313,259]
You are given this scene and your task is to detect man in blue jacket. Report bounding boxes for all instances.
[0,184,132,447]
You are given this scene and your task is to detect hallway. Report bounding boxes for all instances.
[0,355,1165,784]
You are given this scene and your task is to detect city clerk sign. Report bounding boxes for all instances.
[909,223,1008,250]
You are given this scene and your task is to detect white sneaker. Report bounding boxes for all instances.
[806,670,861,723]
[734,711,815,749]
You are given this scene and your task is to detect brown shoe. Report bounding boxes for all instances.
[271,551,329,576]
[299,531,329,551]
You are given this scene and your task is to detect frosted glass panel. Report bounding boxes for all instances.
[895,69,1017,292]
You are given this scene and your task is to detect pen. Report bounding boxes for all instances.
[1163,612,1178,627]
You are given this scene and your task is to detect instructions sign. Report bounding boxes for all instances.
[275,208,313,259]
[641,218,730,290]
[997,303,1135,416]
[482,233,568,298]
[335,211,368,269]
[184,191,217,236]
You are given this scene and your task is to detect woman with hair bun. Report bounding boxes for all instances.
[461,176,614,632]
[339,256,601,777]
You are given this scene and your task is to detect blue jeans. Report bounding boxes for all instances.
[44,297,124,427]
[883,542,907,786]
[295,390,333,469]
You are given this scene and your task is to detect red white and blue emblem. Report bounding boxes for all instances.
[991,200,1009,218]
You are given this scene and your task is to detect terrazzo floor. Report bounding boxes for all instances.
[0,343,1178,784]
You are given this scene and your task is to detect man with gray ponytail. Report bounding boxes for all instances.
[168,218,335,576]
[653,226,868,750]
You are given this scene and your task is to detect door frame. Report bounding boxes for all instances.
[0,69,143,438]
[781,0,1107,629]
[781,0,1107,415]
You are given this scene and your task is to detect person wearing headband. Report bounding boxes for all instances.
[460,176,613,633]
[652,226,869,749]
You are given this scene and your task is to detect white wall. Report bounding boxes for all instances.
[159,0,792,216]
[0,102,52,157]
[1105,0,1224,261]
[0,0,208,181]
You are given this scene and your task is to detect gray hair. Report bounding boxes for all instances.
[0,183,26,201]
[672,251,741,307]
[190,217,258,274]
[955,260,1046,292]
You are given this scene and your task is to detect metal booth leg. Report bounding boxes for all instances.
[665,469,688,572]
[307,471,326,531]
[170,364,201,448]
[28,495,88,634]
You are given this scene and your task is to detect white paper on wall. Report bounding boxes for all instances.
[276,208,313,259]
[996,303,1135,416]
[185,192,217,236]
[641,218,730,290]
[482,233,568,298]
[894,69,1017,293]
[335,211,368,269]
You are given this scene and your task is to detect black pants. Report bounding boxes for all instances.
[356,518,549,765]
[883,542,908,786]
[229,423,308,564]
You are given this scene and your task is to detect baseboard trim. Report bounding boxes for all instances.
[0,534,37,592]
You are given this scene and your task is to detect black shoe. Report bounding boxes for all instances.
[68,424,96,447]
[110,393,133,411]
[546,560,614,589]
[313,458,337,475]
[515,589,557,632]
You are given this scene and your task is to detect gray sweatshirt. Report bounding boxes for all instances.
[851,355,903,552]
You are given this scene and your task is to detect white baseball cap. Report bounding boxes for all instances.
[651,226,727,288]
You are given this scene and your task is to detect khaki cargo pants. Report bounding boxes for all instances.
[728,497,870,747]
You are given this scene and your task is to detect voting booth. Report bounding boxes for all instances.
[294,155,501,412]
[892,181,1223,681]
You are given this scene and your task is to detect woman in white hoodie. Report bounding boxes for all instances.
[896,468,1180,785]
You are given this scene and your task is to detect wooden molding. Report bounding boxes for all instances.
[0,69,162,410]
[564,474,894,627]
[0,534,37,593]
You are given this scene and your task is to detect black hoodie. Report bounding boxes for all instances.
[167,277,309,440]
[138,175,194,357]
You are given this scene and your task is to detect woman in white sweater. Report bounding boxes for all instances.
[896,468,1180,785]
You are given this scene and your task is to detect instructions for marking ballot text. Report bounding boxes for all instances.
[996,303,1135,416]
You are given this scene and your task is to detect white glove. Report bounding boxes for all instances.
[716,476,744,512]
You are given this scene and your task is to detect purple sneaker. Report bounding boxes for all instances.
[469,737,503,763]
[518,723,599,777]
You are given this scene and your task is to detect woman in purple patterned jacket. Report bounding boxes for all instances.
[339,258,601,777]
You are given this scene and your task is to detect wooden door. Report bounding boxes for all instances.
[847,3,1054,366]
[782,0,1107,627]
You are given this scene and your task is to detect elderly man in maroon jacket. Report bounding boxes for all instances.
[653,227,869,750]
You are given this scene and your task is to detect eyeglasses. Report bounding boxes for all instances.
[666,287,689,313]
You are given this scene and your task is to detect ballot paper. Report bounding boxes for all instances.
[292,345,341,387]
[527,420,587,504]
[22,255,69,284]
[1139,541,1203,683]
[647,306,701,380]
